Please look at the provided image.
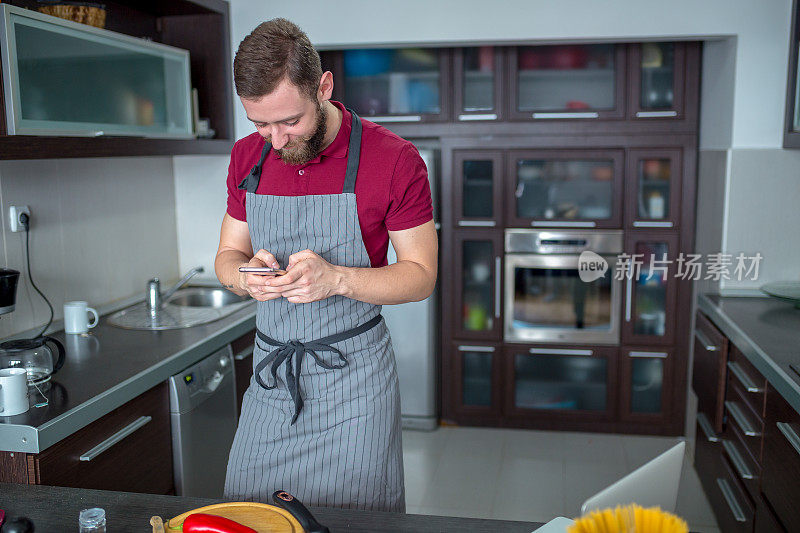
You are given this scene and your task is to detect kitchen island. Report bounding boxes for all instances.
[0,482,544,532]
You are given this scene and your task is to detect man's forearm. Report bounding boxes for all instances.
[215,249,251,295]
[335,260,436,305]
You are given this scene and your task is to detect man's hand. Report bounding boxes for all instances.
[239,249,285,302]
[266,249,344,304]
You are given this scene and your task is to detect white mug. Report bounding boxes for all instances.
[0,368,29,416]
[64,301,99,335]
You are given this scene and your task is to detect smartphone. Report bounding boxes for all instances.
[238,266,287,276]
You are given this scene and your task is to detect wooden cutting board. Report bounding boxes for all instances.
[164,502,304,532]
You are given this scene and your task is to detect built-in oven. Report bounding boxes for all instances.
[504,229,623,344]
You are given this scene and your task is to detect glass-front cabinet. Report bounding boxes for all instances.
[625,148,682,229]
[454,231,503,340]
[453,150,503,227]
[504,345,617,420]
[0,5,192,138]
[454,47,503,121]
[509,44,626,121]
[621,232,679,345]
[628,43,686,120]
[619,347,673,422]
[451,343,502,417]
[506,150,624,228]
[338,47,449,122]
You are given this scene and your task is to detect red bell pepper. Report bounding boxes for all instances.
[182,513,257,533]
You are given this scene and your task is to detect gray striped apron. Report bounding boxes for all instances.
[224,110,405,512]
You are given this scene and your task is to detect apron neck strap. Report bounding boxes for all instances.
[238,139,272,194]
[342,109,362,195]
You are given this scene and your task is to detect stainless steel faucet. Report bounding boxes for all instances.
[146,266,204,311]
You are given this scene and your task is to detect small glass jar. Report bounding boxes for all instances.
[79,508,106,532]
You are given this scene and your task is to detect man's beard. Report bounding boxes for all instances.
[274,103,327,166]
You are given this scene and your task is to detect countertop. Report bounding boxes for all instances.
[0,483,544,532]
[697,293,800,415]
[0,297,256,453]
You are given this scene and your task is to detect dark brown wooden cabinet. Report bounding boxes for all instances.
[627,42,692,122]
[624,148,683,230]
[618,346,674,424]
[452,150,504,228]
[448,342,503,422]
[21,383,173,494]
[452,230,504,342]
[0,0,234,159]
[692,311,729,433]
[453,47,504,122]
[231,328,256,416]
[762,384,800,532]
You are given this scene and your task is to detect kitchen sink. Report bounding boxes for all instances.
[107,287,253,330]
[167,287,249,308]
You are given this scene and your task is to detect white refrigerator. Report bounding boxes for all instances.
[383,146,439,431]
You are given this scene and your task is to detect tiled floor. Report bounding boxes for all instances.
[402,426,720,532]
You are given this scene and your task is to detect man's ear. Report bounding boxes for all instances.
[318,71,334,101]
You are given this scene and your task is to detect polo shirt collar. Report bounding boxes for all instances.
[268,100,350,163]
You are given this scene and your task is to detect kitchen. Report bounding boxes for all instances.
[1,0,800,531]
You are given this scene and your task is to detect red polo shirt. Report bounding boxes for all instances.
[226,101,432,268]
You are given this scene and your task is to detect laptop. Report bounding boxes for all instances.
[580,441,685,515]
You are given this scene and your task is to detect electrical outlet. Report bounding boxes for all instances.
[9,205,31,232]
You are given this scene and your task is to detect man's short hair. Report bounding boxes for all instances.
[234,18,323,101]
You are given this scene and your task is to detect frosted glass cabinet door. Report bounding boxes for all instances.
[1,6,193,138]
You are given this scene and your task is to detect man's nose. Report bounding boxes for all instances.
[269,127,289,149]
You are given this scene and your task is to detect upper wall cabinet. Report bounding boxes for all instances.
[327,47,451,123]
[628,42,691,121]
[453,46,504,122]
[508,44,626,121]
[0,0,234,159]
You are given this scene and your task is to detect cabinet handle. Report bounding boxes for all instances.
[697,412,719,442]
[694,329,719,352]
[458,113,498,121]
[494,257,501,319]
[529,348,593,356]
[457,345,495,353]
[716,478,747,522]
[636,110,678,118]
[458,220,496,227]
[725,401,761,436]
[727,362,763,393]
[532,112,599,119]
[629,351,668,358]
[367,115,422,123]
[633,221,674,228]
[532,221,597,228]
[625,261,633,322]
[79,416,152,462]
[722,439,756,480]
[776,422,800,457]
[234,345,254,361]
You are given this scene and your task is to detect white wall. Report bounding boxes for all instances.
[0,158,180,337]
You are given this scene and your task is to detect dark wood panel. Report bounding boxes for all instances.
[705,454,754,533]
[0,136,233,160]
[0,451,30,483]
[692,311,729,433]
[618,346,674,424]
[762,384,800,532]
[755,495,788,533]
[33,382,173,495]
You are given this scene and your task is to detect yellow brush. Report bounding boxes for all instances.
[569,504,688,533]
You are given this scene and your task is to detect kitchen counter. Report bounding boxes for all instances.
[0,297,256,453]
[0,482,544,532]
[697,293,800,414]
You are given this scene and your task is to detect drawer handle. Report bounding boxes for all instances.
[725,401,761,436]
[777,422,800,457]
[494,257,501,319]
[727,362,763,393]
[368,115,422,123]
[697,412,719,442]
[234,345,254,361]
[458,220,497,227]
[722,439,756,480]
[694,329,719,351]
[529,348,593,356]
[79,416,152,462]
[716,478,747,522]
[629,351,668,358]
[457,345,495,353]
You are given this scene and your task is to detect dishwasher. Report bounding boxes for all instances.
[169,344,238,498]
